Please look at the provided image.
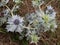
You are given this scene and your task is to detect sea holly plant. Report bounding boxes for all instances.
[0,0,57,45]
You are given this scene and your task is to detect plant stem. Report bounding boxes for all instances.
[5,5,14,17]
[22,26,37,30]
[11,4,17,12]
[36,43,38,45]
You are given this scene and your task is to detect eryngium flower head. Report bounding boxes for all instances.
[0,0,9,7]
[6,15,24,33]
[30,33,40,44]
[42,15,57,32]
[32,0,44,7]
[0,9,10,26]
[46,5,56,19]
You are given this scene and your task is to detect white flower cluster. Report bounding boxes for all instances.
[25,10,57,32]
[24,5,57,43]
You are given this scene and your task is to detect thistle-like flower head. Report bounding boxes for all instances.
[6,15,24,33]
[46,5,56,19]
